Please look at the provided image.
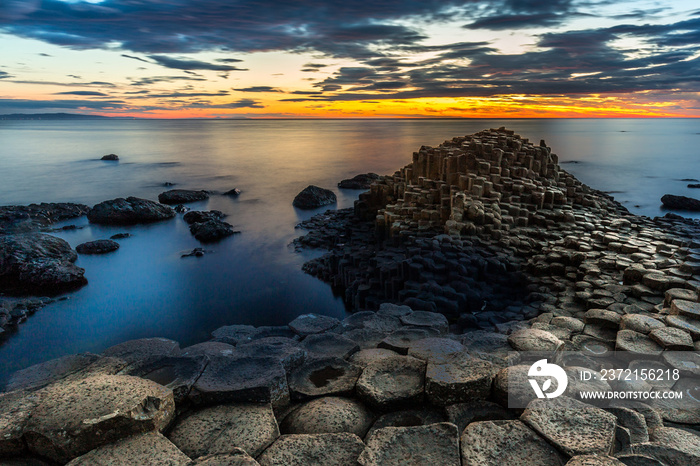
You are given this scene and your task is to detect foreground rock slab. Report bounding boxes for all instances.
[65,433,189,465]
[358,422,460,466]
[24,374,175,463]
[168,403,279,458]
[258,432,364,466]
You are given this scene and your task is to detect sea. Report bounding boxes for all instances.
[0,118,698,383]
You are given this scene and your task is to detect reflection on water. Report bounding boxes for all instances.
[0,119,698,381]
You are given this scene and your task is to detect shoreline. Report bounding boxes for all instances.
[1,128,699,464]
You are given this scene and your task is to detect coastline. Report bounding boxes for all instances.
[1,128,699,464]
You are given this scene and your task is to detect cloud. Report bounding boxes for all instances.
[0,70,12,79]
[149,55,248,71]
[8,79,114,87]
[233,86,282,92]
[200,99,265,109]
[130,75,207,86]
[0,99,126,111]
[54,91,109,96]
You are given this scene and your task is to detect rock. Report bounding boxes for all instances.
[75,239,120,255]
[400,311,449,334]
[670,299,700,319]
[338,173,381,190]
[365,409,446,440]
[88,197,175,225]
[356,355,426,409]
[24,374,175,463]
[279,397,374,437]
[110,232,131,240]
[181,247,206,258]
[615,330,663,358]
[619,315,665,334]
[189,219,238,242]
[158,189,209,205]
[189,356,289,408]
[665,314,700,340]
[257,433,365,466]
[0,233,87,294]
[292,185,337,209]
[493,364,542,408]
[289,313,339,336]
[649,426,700,459]
[6,353,101,392]
[460,420,567,466]
[0,390,37,457]
[426,355,495,406]
[661,194,700,211]
[521,396,617,457]
[653,377,700,424]
[120,355,208,404]
[348,348,401,368]
[183,210,225,224]
[606,407,649,444]
[168,403,279,458]
[508,328,562,353]
[566,456,624,465]
[445,400,513,433]
[0,202,89,234]
[378,327,441,354]
[180,341,236,358]
[224,188,242,196]
[688,184,700,188]
[235,337,307,371]
[649,327,694,350]
[407,337,465,363]
[100,154,119,161]
[628,443,698,466]
[192,450,260,465]
[65,433,190,465]
[300,333,360,360]
[358,422,460,466]
[288,358,362,400]
[102,338,180,363]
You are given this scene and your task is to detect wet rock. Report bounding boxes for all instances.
[100,153,119,161]
[24,374,175,463]
[6,353,100,392]
[110,232,131,240]
[460,420,567,466]
[661,194,700,211]
[0,233,87,294]
[378,327,440,354]
[158,189,209,205]
[400,311,449,334]
[224,188,241,196]
[120,355,208,404]
[102,338,180,363]
[521,396,617,457]
[0,202,89,234]
[356,355,426,410]
[183,210,225,224]
[189,356,289,408]
[606,407,649,444]
[280,397,374,437]
[258,433,365,466]
[648,426,700,460]
[236,337,307,371]
[88,197,175,225]
[189,218,238,242]
[358,422,460,466]
[619,315,665,334]
[301,333,360,360]
[349,348,401,368]
[75,239,120,255]
[426,355,495,406]
[445,400,513,433]
[628,442,698,466]
[292,185,337,209]
[180,341,235,358]
[288,358,361,400]
[338,173,381,190]
[181,247,206,258]
[65,433,189,465]
[653,377,700,424]
[407,337,465,363]
[289,313,339,336]
[168,403,279,458]
[365,408,446,440]
[665,315,700,340]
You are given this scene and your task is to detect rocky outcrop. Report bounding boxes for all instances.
[224,188,241,196]
[75,239,120,255]
[183,210,225,224]
[292,185,337,209]
[88,197,175,225]
[661,194,700,211]
[158,189,209,205]
[339,173,381,190]
[0,203,90,234]
[183,210,238,242]
[100,154,119,161]
[0,233,86,294]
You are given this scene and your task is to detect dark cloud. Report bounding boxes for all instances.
[130,76,208,86]
[54,91,109,96]
[137,91,231,98]
[0,71,12,79]
[149,55,248,71]
[8,79,114,87]
[0,99,126,111]
[208,99,265,109]
[465,13,565,30]
[216,58,243,63]
[233,86,282,92]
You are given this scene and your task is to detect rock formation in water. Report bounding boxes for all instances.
[661,194,700,211]
[339,173,381,190]
[100,154,119,161]
[76,239,120,255]
[293,185,337,209]
[158,189,209,205]
[88,197,175,225]
[183,210,238,242]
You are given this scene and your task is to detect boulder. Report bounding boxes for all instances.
[88,197,175,225]
[189,219,238,242]
[356,355,426,410]
[158,189,209,205]
[460,420,567,466]
[280,397,374,437]
[75,239,120,255]
[100,154,119,161]
[183,210,225,224]
[338,173,381,190]
[224,188,241,196]
[292,185,337,209]
[168,403,279,458]
[65,433,189,465]
[0,233,87,294]
[661,194,700,211]
[258,433,365,466]
[24,374,175,463]
[288,358,362,400]
[358,422,460,466]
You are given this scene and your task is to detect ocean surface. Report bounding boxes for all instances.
[0,118,698,382]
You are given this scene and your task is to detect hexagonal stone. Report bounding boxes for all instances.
[642,273,674,292]
[168,404,279,458]
[24,374,175,463]
[257,433,365,466]
[628,442,698,466]
[508,328,562,353]
[378,303,413,317]
[662,351,700,376]
[341,328,391,350]
[665,315,700,340]
[551,316,585,333]
[444,400,514,433]
[288,358,362,400]
[0,390,37,457]
[615,330,663,358]
[460,420,566,466]
[653,377,700,424]
[521,396,617,457]
[649,427,700,460]
[649,327,694,350]
[566,456,624,465]
[407,338,466,363]
[339,312,402,334]
[236,337,307,371]
[493,365,540,408]
[288,314,340,336]
[180,341,236,358]
[189,356,289,408]
[619,315,665,335]
[348,348,401,368]
[614,452,665,465]
[210,325,258,345]
[102,338,180,363]
[585,309,622,329]
[399,311,449,334]
[461,331,516,365]
[564,367,611,402]
[6,353,101,392]
[65,433,189,465]
[191,449,259,465]
[378,328,440,354]
[426,355,495,406]
[358,422,460,466]
[120,356,208,404]
[670,299,700,319]
[664,288,698,307]
[532,323,573,341]
[606,407,649,444]
[280,397,374,437]
[301,333,360,360]
[356,355,426,410]
[364,408,446,441]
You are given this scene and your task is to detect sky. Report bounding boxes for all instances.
[0,0,699,118]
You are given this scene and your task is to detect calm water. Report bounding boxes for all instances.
[0,118,698,382]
